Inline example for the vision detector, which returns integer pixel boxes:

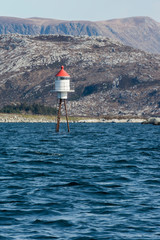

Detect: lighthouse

[54,66,74,132]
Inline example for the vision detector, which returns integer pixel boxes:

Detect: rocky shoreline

[0,113,147,123]
[0,113,159,124]
[0,114,56,123]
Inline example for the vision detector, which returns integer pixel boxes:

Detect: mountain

[0,34,160,117]
[0,16,160,53]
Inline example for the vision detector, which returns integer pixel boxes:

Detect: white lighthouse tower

[54,66,74,132]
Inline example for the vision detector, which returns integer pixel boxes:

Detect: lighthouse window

[60,77,68,80]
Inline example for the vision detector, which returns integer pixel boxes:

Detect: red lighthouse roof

[56,66,70,77]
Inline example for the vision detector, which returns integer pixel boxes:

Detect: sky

[0,0,160,22]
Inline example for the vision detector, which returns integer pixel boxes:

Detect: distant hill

[0,16,160,53]
[0,34,159,117]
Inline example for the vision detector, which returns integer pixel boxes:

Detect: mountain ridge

[0,16,160,53]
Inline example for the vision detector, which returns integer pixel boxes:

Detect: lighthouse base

[58,92,67,99]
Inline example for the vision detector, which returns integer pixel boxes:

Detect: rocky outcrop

[0,16,160,53]
[142,118,160,125]
[0,34,160,118]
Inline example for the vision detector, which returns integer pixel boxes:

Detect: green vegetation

[0,103,57,115]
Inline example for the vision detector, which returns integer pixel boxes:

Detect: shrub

[0,103,57,115]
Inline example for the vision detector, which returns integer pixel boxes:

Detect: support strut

[56,99,70,132]
[56,99,62,132]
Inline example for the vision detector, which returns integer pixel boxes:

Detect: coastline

[0,113,146,123]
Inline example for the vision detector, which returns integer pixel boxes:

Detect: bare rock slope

[0,34,160,117]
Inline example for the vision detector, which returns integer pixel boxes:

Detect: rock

[142,118,160,125]
[153,118,160,125]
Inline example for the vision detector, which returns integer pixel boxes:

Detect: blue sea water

[0,122,160,240]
